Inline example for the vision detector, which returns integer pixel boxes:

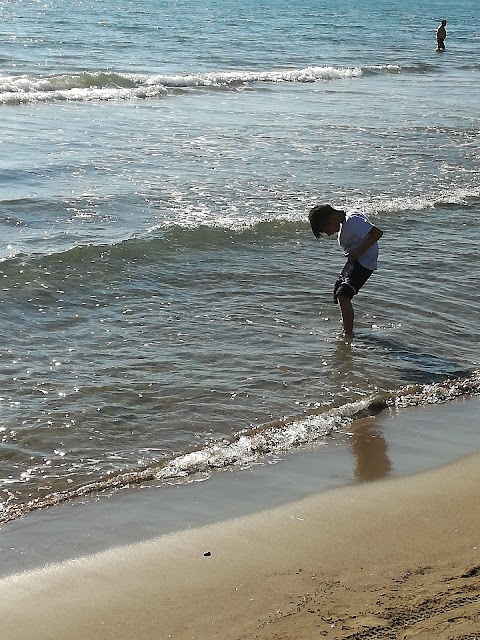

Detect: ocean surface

[1,0,479,525]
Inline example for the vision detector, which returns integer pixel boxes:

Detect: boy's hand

[347,226,383,262]
[347,249,359,261]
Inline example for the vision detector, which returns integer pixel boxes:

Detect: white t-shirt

[338,211,379,270]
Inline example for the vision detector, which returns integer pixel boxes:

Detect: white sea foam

[155,398,372,481]
[0,65,396,105]
[357,186,480,217]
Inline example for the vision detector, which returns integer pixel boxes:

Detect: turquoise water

[0,0,479,523]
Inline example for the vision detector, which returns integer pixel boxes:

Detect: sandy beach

[1,443,479,640]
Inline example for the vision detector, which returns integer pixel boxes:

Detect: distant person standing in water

[436,19,447,51]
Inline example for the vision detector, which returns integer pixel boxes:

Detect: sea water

[0,0,479,524]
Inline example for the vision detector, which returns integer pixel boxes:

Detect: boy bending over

[308,204,383,336]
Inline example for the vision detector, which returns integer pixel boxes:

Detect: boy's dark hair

[308,204,336,238]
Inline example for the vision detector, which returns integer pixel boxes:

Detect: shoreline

[1,450,479,639]
[2,370,479,530]
[1,396,480,581]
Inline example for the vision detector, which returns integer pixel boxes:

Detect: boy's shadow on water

[353,332,470,384]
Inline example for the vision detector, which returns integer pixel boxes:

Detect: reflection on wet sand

[350,417,392,481]
[332,339,392,481]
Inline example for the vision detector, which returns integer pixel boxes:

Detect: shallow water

[1,0,479,523]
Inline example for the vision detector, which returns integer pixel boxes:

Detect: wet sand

[1,440,479,638]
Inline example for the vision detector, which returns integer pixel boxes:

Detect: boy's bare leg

[338,295,354,336]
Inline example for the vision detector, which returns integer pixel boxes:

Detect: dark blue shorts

[333,260,373,304]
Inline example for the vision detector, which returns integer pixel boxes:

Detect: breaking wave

[1,182,479,274]
[0,64,402,105]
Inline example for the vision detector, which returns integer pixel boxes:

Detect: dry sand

[1,451,479,640]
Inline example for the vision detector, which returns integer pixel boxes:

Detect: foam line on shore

[1,370,478,526]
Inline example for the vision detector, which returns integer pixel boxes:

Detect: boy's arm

[347,226,383,262]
